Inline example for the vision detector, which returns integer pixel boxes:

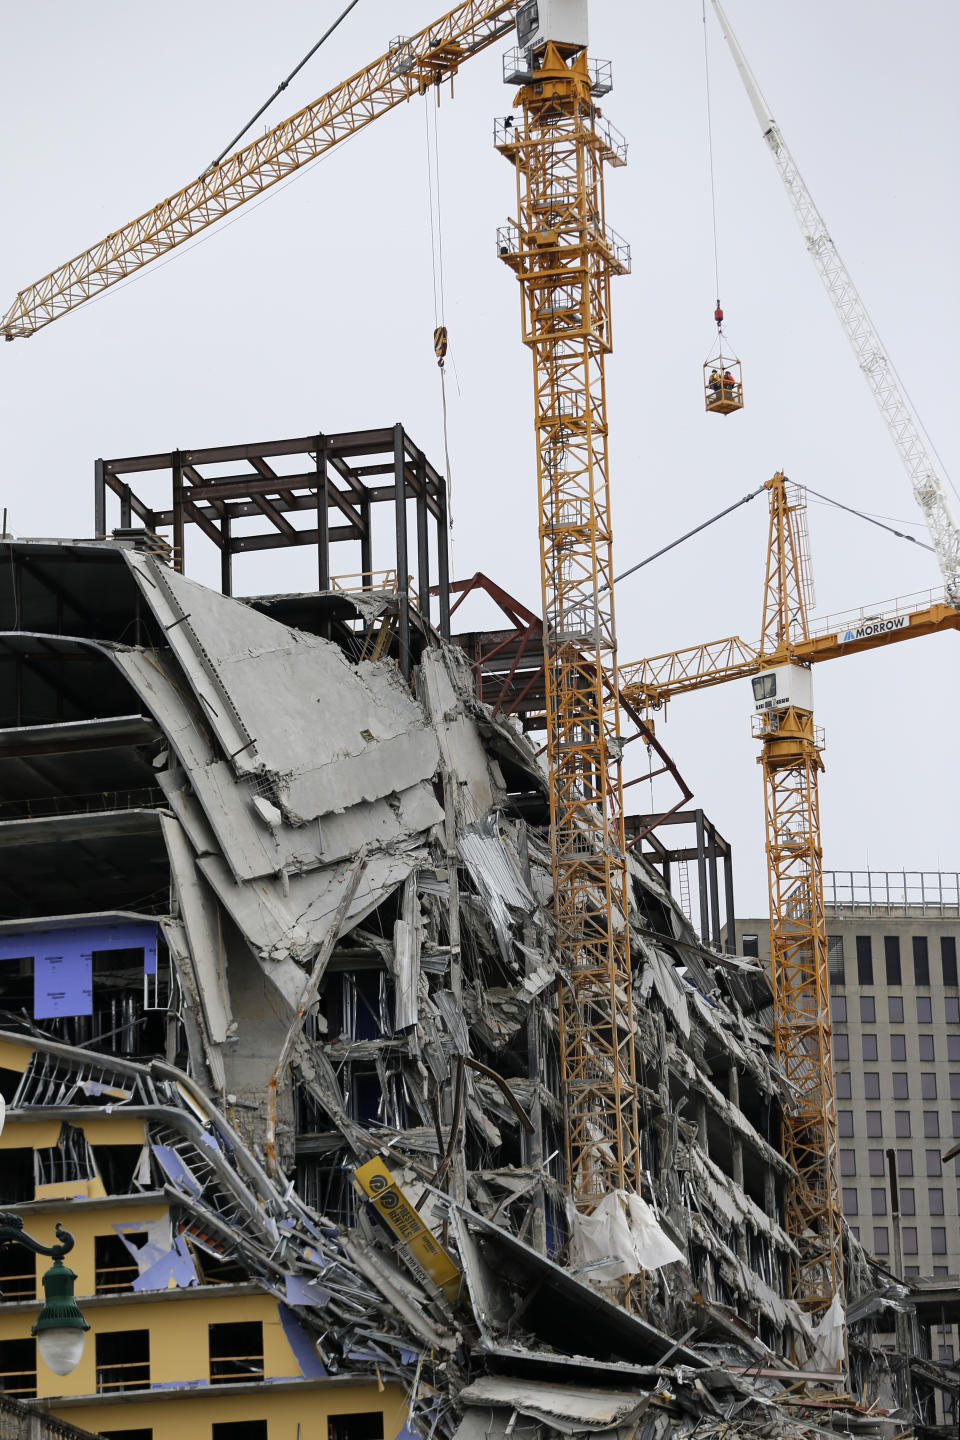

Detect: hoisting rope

[425,96,456,557]
[605,485,766,591]
[701,0,723,334]
[607,479,933,594]
[200,0,364,177]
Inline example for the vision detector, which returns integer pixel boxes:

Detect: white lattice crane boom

[711,0,960,607]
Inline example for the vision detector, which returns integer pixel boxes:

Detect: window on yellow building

[328,1413,384,1440]
[96,1329,150,1392]
[0,1235,35,1299]
[212,1424,268,1439]
[209,1320,264,1385]
[95,1233,145,1293]
[0,1338,36,1397]
[101,1431,153,1439]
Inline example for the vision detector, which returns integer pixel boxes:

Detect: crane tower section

[754,479,844,1321]
[496,15,640,1205]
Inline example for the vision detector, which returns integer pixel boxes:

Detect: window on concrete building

[948,997,960,1024]
[741,933,759,958]
[856,936,873,985]
[841,1188,858,1213]
[838,1111,854,1138]
[904,1265,920,1277]
[931,1226,947,1254]
[328,1415,385,1440]
[943,936,959,987]
[888,995,904,1023]
[917,995,933,1024]
[827,935,845,985]
[95,1233,145,1294]
[922,1073,938,1100]
[895,1112,911,1138]
[212,1425,268,1440]
[869,1149,885,1175]
[96,1330,150,1393]
[897,1150,913,1176]
[849,1226,860,1241]
[900,1187,915,1215]
[926,1150,943,1178]
[913,936,930,986]
[864,1072,880,1098]
[863,1036,878,1063]
[873,1226,889,1255]
[870,1188,887,1215]
[840,1151,856,1176]
[866,1112,883,1137]
[835,1072,851,1099]
[949,1037,960,1061]
[924,1112,940,1139]
[832,994,847,1022]
[954,1113,960,1137]
[209,1321,264,1385]
[860,995,876,1023]
[919,1034,936,1061]
[893,1073,909,1099]
[884,936,901,986]
[951,1075,960,1101]
[0,1339,36,1398]
[890,1034,906,1061]
[928,1188,944,1215]
[902,1227,918,1254]
[833,1034,849,1061]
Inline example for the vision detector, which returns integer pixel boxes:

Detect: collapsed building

[0,430,945,1440]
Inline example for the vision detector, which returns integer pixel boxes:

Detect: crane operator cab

[704,354,743,416]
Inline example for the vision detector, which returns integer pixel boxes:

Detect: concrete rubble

[1,538,949,1439]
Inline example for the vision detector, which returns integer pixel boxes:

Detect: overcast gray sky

[2,1,957,915]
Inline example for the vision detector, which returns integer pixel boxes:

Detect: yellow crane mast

[495,11,639,1204]
[2,1,639,1208]
[620,473,960,1325]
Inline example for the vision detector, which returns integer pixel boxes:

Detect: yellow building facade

[0,1035,409,1440]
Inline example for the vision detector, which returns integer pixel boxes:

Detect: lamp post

[0,1214,89,1376]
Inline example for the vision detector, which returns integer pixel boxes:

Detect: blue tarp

[0,921,158,1019]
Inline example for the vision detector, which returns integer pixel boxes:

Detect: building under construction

[0,429,951,1440]
[0,4,958,1440]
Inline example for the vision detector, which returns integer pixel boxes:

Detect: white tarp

[811,1291,846,1372]
[567,1189,684,1282]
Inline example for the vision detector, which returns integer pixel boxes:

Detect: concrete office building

[735,869,960,1422]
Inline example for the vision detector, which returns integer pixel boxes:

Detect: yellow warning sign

[353,1157,461,1303]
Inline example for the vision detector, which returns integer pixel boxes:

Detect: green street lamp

[0,1214,89,1376]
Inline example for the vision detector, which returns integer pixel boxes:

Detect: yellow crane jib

[0,1,517,341]
[353,1157,462,1304]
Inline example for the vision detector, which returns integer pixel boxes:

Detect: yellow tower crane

[620,473,960,1325]
[1,1,639,1207]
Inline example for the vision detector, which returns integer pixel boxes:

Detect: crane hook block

[714,305,724,326]
[434,325,448,366]
[704,354,743,416]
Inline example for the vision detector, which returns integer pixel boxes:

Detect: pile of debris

[0,539,924,1439]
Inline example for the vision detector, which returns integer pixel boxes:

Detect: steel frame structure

[96,425,450,680]
[625,809,736,954]
[497,45,639,1204]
